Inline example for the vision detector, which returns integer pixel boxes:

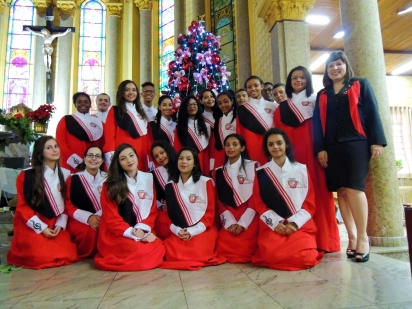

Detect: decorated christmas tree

[167,19,231,105]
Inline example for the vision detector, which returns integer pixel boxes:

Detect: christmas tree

[167,19,231,104]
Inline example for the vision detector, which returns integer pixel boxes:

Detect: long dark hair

[77,145,105,173]
[216,90,237,123]
[322,51,354,87]
[199,89,223,121]
[30,136,66,209]
[223,133,250,174]
[285,66,314,98]
[106,144,138,205]
[176,95,209,143]
[115,80,147,121]
[150,140,177,173]
[263,128,295,162]
[155,95,173,133]
[170,147,202,183]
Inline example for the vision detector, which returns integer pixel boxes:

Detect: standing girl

[7,136,77,269]
[252,128,323,270]
[215,134,258,263]
[161,148,226,270]
[94,144,165,271]
[65,146,106,259]
[104,80,150,171]
[237,76,278,165]
[174,95,211,173]
[274,66,340,253]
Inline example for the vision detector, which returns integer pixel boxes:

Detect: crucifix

[23,6,75,103]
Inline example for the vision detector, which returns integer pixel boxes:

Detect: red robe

[236,121,267,166]
[161,178,227,270]
[152,166,172,240]
[56,116,104,173]
[274,97,340,252]
[251,159,323,270]
[7,171,78,269]
[103,107,150,172]
[94,182,165,271]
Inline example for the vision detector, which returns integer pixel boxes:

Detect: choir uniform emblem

[90,122,97,127]
[98,186,102,194]
[57,183,61,191]
[237,175,245,184]
[189,194,197,203]
[264,108,273,114]
[288,179,298,188]
[138,191,146,199]
[302,101,310,106]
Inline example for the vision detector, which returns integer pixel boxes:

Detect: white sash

[244,98,278,130]
[218,111,236,145]
[172,176,209,226]
[73,112,103,141]
[153,166,168,190]
[77,170,106,212]
[203,111,215,129]
[125,171,154,222]
[225,159,256,206]
[288,91,316,122]
[43,166,70,216]
[125,103,148,136]
[187,119,210,151]
[160,116,176,144]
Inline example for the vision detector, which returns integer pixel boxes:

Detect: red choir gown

[94,171,165,271]
[215,159,258,263]
[236,98,278,166]
[65,170,106,259]
[103,104,150,172]
[174,118,211,174]
[273,91,340,252]
[152,166,172,240]
[56,112,104,173]
[7,167,78,269]
[252,158,324,270]
[161,176,227,270]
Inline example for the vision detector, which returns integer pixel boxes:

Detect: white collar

[222,110,233,119]
[179,175,194,188]
[75,111,91,118]
[125,171,138,185]
[227,156,242,171]
[44,165,57,177]
[161,115,173,125]
[268,157,291,174]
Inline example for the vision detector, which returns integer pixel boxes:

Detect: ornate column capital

[56,0,76,16]
[106,3,123,17]
[258,0,316,28]
[133,0,153,11]
[0,0,7,15]
[32,0,53,15]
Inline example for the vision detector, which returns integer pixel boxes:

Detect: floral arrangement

[0,109,38,146]
[27,104,56,124]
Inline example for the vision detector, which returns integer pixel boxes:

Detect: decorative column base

[369,236,407,247]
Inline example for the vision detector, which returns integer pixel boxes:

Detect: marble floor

[0,224,411,309]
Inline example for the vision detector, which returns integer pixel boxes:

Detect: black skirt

[325,140,370,192]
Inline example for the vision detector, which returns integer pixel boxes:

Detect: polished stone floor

[0,224,411,309]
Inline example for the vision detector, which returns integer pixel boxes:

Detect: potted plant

[0,109,38,150]
[26,104,56,133]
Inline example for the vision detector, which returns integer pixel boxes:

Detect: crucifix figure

[23,6,75,103]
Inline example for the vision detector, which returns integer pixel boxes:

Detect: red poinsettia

[27,104,56,124]
[14,113,22,119]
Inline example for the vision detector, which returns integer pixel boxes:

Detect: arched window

[2,0,35,111]
[78,0,106,112]
[159,0,174,93]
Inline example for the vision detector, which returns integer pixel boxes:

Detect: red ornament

[188,37,195,44]
[168,61,176,70]
[175,47,183,56]
[211,54,221,64]
[191,20,199,28]
[178,78,190,92]
[207,81,218,89]
[177,34,185,43]
[183,61,194,71]
[202,41,208,48]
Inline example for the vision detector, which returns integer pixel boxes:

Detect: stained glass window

[78,0,106,113]
[2,0,35,111]
[159,0,175,93]
[211,0,237,90]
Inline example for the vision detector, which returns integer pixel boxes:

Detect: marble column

[259,0,315,83]
[192,0,205,21]
[135,0,152,83]
[174,0,186,48]
[106,3,123,101]
[31,12,47,109]
[340,0,405,247]
[234,0,251,86]
[51,1,76,135]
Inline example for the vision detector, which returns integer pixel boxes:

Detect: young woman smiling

[149,95,177,146]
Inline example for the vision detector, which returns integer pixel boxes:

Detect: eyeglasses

[291,76,306,81]
[188,103,198,107]
[142,90,155,94]
[86,154,102,159]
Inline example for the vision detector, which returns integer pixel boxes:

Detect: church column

[134,0,153,83]
[192,0,205,20]
[105,3,123,101]
[340,0,405,247]
[234,0,251,86]
[50,1,75,134]
[259,0,315,83]
[174,0,186,48]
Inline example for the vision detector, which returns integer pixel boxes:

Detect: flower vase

[33,122,48,133]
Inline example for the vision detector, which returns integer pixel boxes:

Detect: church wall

[185,1,193,25]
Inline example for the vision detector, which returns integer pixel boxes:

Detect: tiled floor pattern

[0,224,411,309]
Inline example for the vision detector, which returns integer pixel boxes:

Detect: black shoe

[355,241,371,262]
[346,249,356,258]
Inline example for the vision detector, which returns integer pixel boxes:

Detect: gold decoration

[134,0,152,11]
[197,14,205,22]
[32,0,52,15]
[56,0,76,16]
[33,122,48,133]
[106,3,123,16]
[10,104,32,117]
[0,0,7,15]
[258,0,316,28]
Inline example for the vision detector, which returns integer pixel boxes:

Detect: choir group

[7,51,386,271]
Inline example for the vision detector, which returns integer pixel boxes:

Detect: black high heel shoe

[346,249,356,258]
[355,241,371,263]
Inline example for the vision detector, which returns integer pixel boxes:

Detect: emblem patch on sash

[302,101,310,106]
[57,183,61,192]
[264,108,273,114]
[288,179,298,188]
[189,194,197,203]
[98,186,102,194]
[138,190,146,199]
[237,175,245,184]
[90,122,97,127]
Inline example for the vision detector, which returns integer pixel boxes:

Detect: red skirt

[7,215,78,269]
[252,219,323,270]
[161,227,227,270]
[154,209,172,240]
[66,219,98,259]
